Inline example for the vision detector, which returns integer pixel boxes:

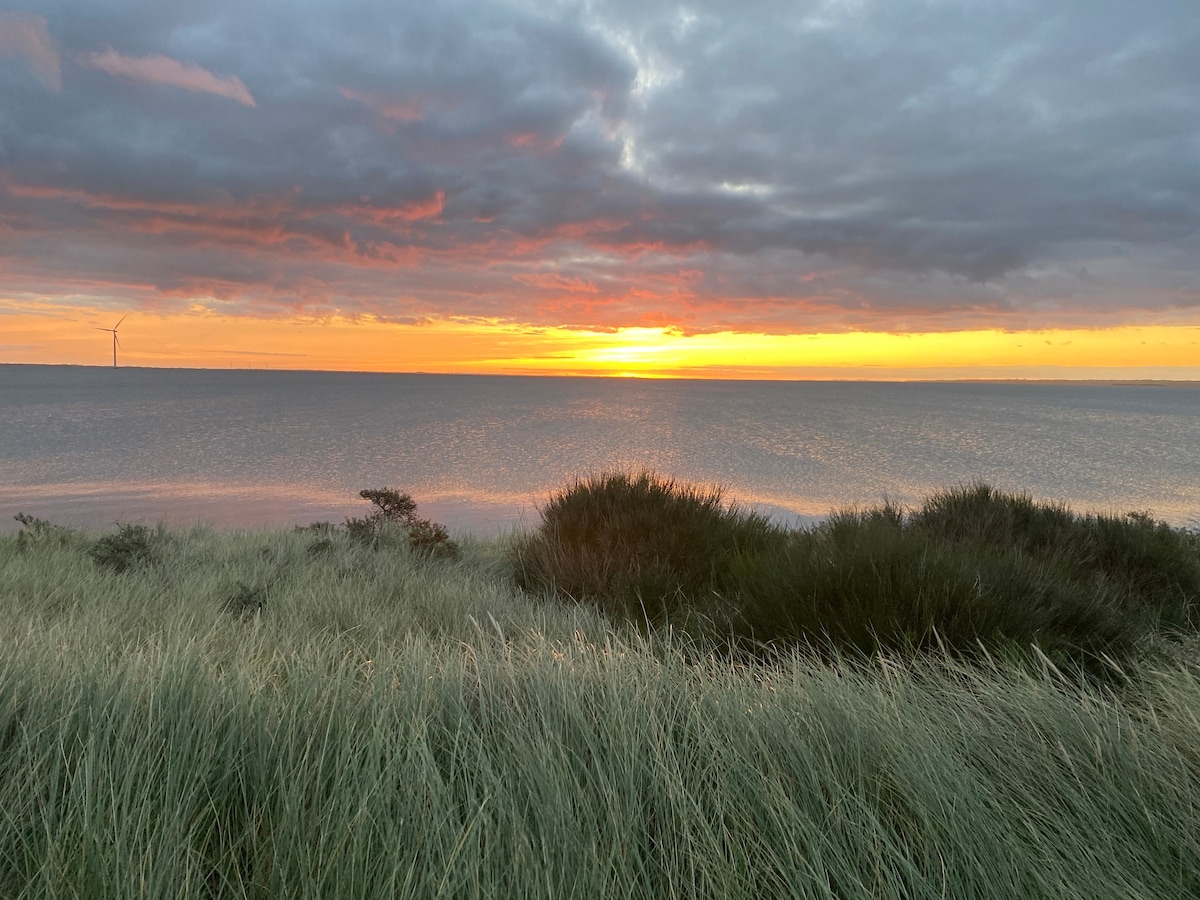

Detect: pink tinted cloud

[339,86,424,124]
[326,191,445,227]
[7,175,1089,336]
[513,272,599,293]
[0,11,62,91]
[79,48,256,107]
[1,179,442,267]
[506,132,565,153]
[5,181,291,218]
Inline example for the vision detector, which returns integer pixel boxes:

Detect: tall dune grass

[2,492,1200,898]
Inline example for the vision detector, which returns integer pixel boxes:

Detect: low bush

[515,476,1200,668]
[512,471,786,622]
[910,482,1078,550]
[88,523,166,573]
[12,513,78,553]
[911,483,1200,629]
[727,508,1139,665]
[221,579,267,621]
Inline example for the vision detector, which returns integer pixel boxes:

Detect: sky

[1,0,1198,379]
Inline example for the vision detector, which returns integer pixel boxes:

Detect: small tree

[346,488,459,558]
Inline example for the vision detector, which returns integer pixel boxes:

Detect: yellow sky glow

[3,303,1198,380]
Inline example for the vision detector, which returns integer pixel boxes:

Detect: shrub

[727,509,1138,665]
[1084,512,1200,627]
[406,518,455,555]
[295,521,336,533]
[221,580,267,621]
[911,483,1200,629]
[345,488,459,559]
[305,536,335,556]
[88,523,165,573]
[12,513,77,553]
[726,488,1197,667]
[512,471,785,621]
[516,476,1197,669]
[910,482,1079,552]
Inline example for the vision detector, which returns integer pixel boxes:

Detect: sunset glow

[4,302,1197,380]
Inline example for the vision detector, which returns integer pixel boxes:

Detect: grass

[2,478,1200,898]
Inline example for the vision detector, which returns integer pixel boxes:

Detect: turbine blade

[95,327,111,332]
[114,334,121,348]
[114,315,127,329]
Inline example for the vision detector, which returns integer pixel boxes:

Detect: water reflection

[0,480,547,534]
[2,367,1198,534]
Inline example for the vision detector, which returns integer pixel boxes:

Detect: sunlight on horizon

[2,302,1199,380]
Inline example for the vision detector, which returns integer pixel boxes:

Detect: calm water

[2,365,1198,534]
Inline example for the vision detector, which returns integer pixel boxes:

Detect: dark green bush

[909,482,1079,552]
[727,509,1138,664]
[1084,512,1200,626]
[516,475,1200,669]
[512,471,786,621]
[911,483,1200,629]
[88,523,165,573]
[406,518,455,556]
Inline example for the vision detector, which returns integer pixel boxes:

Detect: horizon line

[3,362,1197,386]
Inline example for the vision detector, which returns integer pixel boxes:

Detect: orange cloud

[0,11,61,91]
[512,272,599,293]
[5,181,292,218]
[79,48,256,106]
[326,191,445,226]
[4,180,377,263]
[4,179,449,260]
[7,171,1196,343]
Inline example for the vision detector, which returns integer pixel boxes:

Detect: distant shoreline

[2,362,1197,386]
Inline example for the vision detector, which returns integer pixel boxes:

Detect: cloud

[514,273,600,293]
[0,11,61,90]
[0,0,1197,337]
[79,48,256,107]
[339,86,425,124]
[327,191,445,226]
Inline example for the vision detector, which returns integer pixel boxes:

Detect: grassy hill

[2,479,1199,898]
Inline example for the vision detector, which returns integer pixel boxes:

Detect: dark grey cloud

[1,0,1197,332]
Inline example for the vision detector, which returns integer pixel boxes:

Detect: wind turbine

[96,315,126,368]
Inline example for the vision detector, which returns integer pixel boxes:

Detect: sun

[572,328,686,374]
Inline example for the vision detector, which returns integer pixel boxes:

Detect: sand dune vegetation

[2,478,1200,898]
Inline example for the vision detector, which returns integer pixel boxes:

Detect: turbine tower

[96,316,126,368]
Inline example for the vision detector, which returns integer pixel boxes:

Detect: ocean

[2,365,1198,534]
